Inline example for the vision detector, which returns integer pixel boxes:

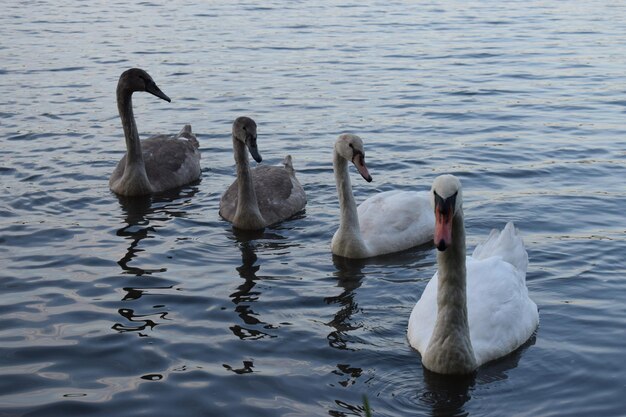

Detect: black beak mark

[352,151,372,182]
[434,191,457,217]
[145,81,171,103]
[247,135,262,163]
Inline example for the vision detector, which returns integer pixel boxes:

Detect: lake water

[1,1,625,416]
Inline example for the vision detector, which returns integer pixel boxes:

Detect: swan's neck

[117,88,143,165]
[423,209,477,374]
[332,151,368,257]
[233,136,265,229]
[115,87,152,195]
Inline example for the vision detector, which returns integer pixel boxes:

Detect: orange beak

[433,191,456,251]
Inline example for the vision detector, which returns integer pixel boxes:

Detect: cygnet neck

[233,135,264,229]
[423,208,477,374]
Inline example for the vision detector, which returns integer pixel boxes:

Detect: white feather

[408,221,539,367]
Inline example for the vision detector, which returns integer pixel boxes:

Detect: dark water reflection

[112,187,200,336]
[419,336,537,417]
[327,256,366,352]
[421,370,474,417]
[229,239,276,342]
[115,186,200,275]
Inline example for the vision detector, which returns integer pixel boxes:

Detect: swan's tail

[178,124,199,148]
[472,222,528,274]
[282,155,295,173]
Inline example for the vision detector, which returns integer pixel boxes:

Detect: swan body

[219,117,307,230]
[109,68,201,196]
[331,134,434,258]
[408,175,538,374]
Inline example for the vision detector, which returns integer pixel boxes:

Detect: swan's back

[357,190,434,256]
[220,160,306,226]
[408,222,538,367]
[142,125,201,192]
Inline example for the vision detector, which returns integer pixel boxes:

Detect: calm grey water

[1,1,625,416]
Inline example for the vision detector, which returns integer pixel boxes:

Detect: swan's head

[118,68,171,102]
[431,175,463,251]
[335,134,372,182]
[232,116,262,163]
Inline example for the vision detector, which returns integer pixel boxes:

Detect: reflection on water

[327,256,367,351]
[112,186,198,335]
[229,240,274,341]
[115,195,159,276]
[419,335,538,416]
[115,186,200,275]
[223,360,255,375]
[227,229,290,342]
[112,308,166,334]
[421,370,475,417]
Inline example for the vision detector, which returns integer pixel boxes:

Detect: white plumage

[408,221,539,369]
[357,190,434,256]
[331,134,434,259]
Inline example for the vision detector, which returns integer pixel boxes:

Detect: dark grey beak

[145,81,171,103]
[247,136,262,163]
[353,152,372,182]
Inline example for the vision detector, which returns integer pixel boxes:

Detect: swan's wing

[358,190,434,256]
[408,271,439,354]
[465,256,538,366]
[252,164,306,225]
[219,181,238,222]
[220,163,307,226]
[472,221,528,274]
[137,126,201,193]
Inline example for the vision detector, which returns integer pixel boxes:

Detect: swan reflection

[115,186,199,275]
[418,334,537,416]
[112,186,198,335]
[227,229,289,341]
[325,255,367,351]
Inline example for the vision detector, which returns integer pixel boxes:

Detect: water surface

[1,1,625,416]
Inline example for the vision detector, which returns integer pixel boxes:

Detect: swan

[331,134,435,258]
[407,175,539,375]
[109,68,201,196]
[219,116,307,230]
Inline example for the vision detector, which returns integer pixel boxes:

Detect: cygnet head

[117,68,171,102]
[335,134,372,182]
[232,116,262,163]
[431,174,463,251]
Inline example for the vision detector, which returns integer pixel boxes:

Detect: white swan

[408,174,539,375]
[109,68,201,196]
[219,116,307,230]
[331,134,435,258]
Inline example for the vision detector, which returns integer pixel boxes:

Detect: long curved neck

[333,151,367,256]
[117,87,143,165]
[233,136,264,229]
[424,209,477,374]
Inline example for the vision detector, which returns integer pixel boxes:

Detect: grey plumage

[220,162,305,227]
[219,117,306,229]
[109,69,201,196]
